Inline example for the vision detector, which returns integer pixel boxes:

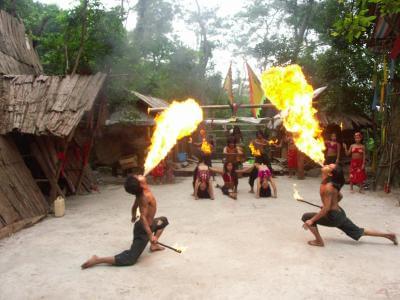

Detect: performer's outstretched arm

[269,178,277,198]
[305,188,334,226]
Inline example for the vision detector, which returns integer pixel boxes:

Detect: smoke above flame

[261,65,325,165]
[144,99,203,176]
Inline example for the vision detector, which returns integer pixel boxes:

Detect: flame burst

[268,138,278,145]
[249,142,261,157]
[261,65,325,165]
[293,183,304,201]
[201,139,212,154]
[144,99,203,176]
[173,244,188,253]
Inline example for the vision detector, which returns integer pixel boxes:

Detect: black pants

[324,156,337,164]
[249,167,258,189]
[260,186,271,197]
[114,217,169,266]
[302,208,364,241]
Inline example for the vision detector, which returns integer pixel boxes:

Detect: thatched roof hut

[0,10,107,239]
[94,91,169,172]
[317,112,374,130]
[0,73,106,135]
[0,10,42,75]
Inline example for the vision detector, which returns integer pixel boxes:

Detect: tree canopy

[1,0,398,117]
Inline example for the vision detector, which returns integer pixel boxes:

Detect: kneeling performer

[302,164,397,247]
[81,175,168,268]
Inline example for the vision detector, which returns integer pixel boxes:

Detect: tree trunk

[292,0,314,63]
[71,0,89,75]
[376,78,400,189]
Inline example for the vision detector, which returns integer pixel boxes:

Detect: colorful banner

[246,63,265,118]
[223,62,234,104]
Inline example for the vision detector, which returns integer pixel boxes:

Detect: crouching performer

[81,175,168,268]
[302,164,397,247]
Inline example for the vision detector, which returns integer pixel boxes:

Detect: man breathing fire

[302,164,397,247]
[81,175,168,268]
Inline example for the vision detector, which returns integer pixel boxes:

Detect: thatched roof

[106,109,155,126]
[132,90,169,108]
[0,73,107,137]
[0,10,42,75]
[317,112,373,130]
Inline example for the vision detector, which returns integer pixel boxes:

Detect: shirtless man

[302,164,397,247]
[81,175,168,268]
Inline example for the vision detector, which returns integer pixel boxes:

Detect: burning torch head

[124,175,144,197]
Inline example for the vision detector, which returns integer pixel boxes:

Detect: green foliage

[232,0,378,114]
[0,0,226,115]
[333,0,400,42]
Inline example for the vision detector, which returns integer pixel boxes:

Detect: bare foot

[350,189,355,193]
[150,244,165,252]
[248,190,254,194]
[388,233,398,245]
[81,255,99,269]
[307,240,324,247]
[358,189,364,194]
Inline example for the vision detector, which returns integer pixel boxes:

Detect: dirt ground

[1,176,399,300]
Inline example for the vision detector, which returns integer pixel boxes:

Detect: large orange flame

[144,99,203,176]
[201,139,212,154]
[261,65,325,165]
[249,142,261,157]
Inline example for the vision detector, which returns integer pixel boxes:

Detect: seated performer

[343,132,366,193]
[324,132,340,165]
[301,164,397,247]
[256,164,277,198]
[248,131,274,193]
[211,162,253,200]
[193,162,215,200]
[223,137,243,169]
[81,175,168,269]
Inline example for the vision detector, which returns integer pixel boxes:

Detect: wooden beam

[0,215,46,240]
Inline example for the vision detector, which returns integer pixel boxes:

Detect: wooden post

[297,151,305,179]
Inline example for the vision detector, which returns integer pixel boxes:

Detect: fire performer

[256,164,277,198]
[192,128,214,167]
[223,137,243,169]
[211,162,253,200]
[193,161,215,200]
[248,131,274,193]
[343,132,366,193]
[301,164,397,247]
[324,132,340,165]
[286,133,298,178]
[81,175,168,269]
